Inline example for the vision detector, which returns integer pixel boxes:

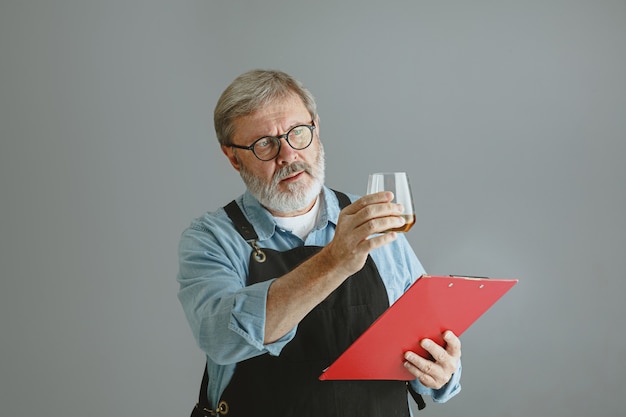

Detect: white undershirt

[273,197,321,240]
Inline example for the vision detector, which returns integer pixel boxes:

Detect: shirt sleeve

[177,223,296,365]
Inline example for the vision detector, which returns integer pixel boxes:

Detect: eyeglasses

[229,122,316,161]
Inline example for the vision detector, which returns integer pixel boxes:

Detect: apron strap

[332,189,351,209]
[224,200,258,241]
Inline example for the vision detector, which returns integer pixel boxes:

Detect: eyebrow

[253,120,313,139]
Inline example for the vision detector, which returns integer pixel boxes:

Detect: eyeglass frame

[228,121,316,161]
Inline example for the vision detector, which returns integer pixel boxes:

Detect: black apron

[191,191,424,417]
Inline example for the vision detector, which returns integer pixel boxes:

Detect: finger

[356,213,406,237]
[443,330,462,359]
[357,230,399,252]
[403,353,445,389]
[341,191,394,215]
[421,338,448,363]
[403,360,435,386]
[354,198,404,225]
[362,190,394,204]
[403,350,437,376]
[420,338,458,375]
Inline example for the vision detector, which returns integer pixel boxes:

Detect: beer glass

[366,172,416,232]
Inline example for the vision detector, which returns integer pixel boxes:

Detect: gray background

[1,1,624,416]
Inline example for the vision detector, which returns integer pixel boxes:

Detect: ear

[221,145,241,172]
[314,115,320,135]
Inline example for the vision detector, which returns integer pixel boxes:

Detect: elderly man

[178,69,461,417]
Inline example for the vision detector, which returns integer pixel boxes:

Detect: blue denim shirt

[177,186,461,411]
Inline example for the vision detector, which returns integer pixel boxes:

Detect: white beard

[238,143,325,214]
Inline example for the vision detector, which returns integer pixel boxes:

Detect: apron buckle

[194,400,229,416]
[248,240,266,263]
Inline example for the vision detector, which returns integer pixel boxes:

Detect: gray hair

[214,69,318,146]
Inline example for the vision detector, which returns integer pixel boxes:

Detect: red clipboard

[319,275,518,381]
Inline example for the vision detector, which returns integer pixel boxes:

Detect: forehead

[233,94,311,140]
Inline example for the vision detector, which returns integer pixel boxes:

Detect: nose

[275,136,299,165]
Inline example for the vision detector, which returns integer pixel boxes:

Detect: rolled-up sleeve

[177,223,296,365]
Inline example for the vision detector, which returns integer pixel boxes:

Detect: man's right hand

[323,191,406,277]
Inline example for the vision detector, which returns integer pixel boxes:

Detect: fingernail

[405,352,414,361]
[422,339,432,348]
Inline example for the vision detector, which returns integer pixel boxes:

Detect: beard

[238,142,325,215]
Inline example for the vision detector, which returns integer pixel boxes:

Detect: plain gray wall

[1,1,624,416]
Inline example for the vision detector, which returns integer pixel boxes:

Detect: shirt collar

[317,186,342,228]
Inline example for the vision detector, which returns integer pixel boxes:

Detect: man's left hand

[403,330,461,389]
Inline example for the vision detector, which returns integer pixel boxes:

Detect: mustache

[272,161,312,185]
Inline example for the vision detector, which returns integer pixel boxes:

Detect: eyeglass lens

[253,125,313,160]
